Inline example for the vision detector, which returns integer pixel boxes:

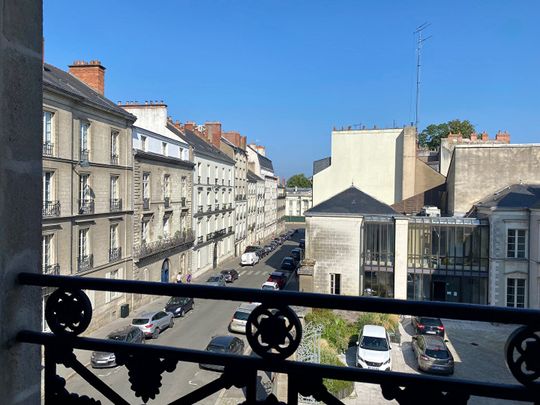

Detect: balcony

[197,235,204,244]
[42,263,59,275]
[78,199,94,215]
[110,198,122,212]
[164,197,171,209]
[17,273,540,405]
[143,198,150,210]
[109,247,121,263]
[207,204,212,212]
[79,149,90,165]
[42,141,54,156]
[110,154,119,165]
[134,230,194,259]
[77,254,93,272]
[42,200,60,217]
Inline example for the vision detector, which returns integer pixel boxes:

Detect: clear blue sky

[44,1,540,179]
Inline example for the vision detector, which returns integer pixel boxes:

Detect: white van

[241,252,259,266]
[356,325,392,371]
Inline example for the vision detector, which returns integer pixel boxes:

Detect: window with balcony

[109,224,121,262]
[42,171,60,217]
[110,175,121,211]
[141,220,149,244]
[506,277,526,308]
[163,174,170,208]
[141,135,147,151]
[163,216,171,239]
[42,234,58,275]
[507,229,527,258]
[79,174,93,214]
[78,228,92,272]
[79,122,90,162]
[142,172,150,209]
[43,111,54,156]
[111,131,119,164]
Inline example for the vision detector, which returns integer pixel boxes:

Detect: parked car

[206,274,226,287]
[261,281,279,290]
[412,317,445,337]
[229,302,260,333]
[412,335,454,375]
[267,271,288,289]
[221,269,239,283]
[290,248,304,263]
[280,257,297,271]
[131,311,174,339]
[263,245,273,254]
[164,296,194,317]
[356,325,392,371]
[299,239,305,249]
[255,248,266,258]
[241,251,259,266]
[244,245,262,253]
[199,335,245,371]
[91,326,144,368]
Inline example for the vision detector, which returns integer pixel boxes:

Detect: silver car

[131,310,174,339]
[206,274,226,287]
[229,302,260,333]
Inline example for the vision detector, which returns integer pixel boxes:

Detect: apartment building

[277,184,286,233]
[246,170,261,246]
[220,132,249,256]
[42,61,136,329]
[285,187,313,219]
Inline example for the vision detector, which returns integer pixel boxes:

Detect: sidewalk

[56,253,243,381]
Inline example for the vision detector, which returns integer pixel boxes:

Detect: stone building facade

[246,170,261,245]
[42,62,136,330]
[285,187,313,218]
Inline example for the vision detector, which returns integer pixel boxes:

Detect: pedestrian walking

[176,272,182,283]
[186,273,192,283]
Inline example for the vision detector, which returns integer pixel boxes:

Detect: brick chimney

[69,60,106,95]
[470,132,477,141]
[240,136,247,150]
[495,130,511,143]
[481,131,488,141]
[205,122,222,148]
[256,145,266,156]
[223,131,241,147]
[184,121,196,132]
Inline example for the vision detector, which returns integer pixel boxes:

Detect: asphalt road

[65,229,304,404]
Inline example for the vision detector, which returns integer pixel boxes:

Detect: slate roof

[179,128,235,165]
[258,153,274,172]
[247,170,263,182]
[305,186,397,217]
[313,157,331,176]
[43,63,135,121]
[475,184,540,210]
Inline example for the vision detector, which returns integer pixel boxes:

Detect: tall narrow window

[330,273,341,295]
[507,229,527,258]
[43,171,53,203]
[43,111,53,155]
[110,176,119,199]
[80,122,90,159]
[141,220,149,244]
[164,174,170,198]
[79,174,92,214]
[141,135,147,151]
[162,142,168,156]
[78,228,89,259]
[111,131,119,164]
[163,216,170,239]
[110,224,118,250]
[42,234,53,270]
[507,278,526,308]
[181,177,186,198]
[142,172,150,199]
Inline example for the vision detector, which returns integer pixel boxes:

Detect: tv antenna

[414,22,432,130]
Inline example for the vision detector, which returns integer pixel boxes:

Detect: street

[64,230,303,404]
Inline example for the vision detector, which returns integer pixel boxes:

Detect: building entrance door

[432,281,446,301]
[161,259,170,282]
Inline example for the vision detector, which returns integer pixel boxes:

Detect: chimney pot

[69,59,106,95]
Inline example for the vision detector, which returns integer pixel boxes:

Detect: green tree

[286,173,312,188]
[418,119,475,149]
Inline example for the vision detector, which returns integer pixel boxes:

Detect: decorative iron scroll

[246,304,302,360]
[505,325,540,387]
[45,288,92,337]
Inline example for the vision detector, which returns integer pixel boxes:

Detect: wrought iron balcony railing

[42,263,59,275]
[43,200,60,217]
[181,197,186,207]
[110,154,119,165]
[164,197,171,208]
[43,141,54,156]
[110,198,122,212]
[77,254,93,273]
[108,247,121,263]
[142,198,150,210]
[78,199,94,215]
[133,230,194,259]
[79,149,90,165]
[16,273,540,405]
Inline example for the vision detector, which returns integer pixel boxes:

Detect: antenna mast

[414,23,431,130]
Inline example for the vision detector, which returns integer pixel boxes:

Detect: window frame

[507,228,527,259]
[506,277,527,308]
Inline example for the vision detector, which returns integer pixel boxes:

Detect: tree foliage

[286,173,312,188]
[418,119,475,149]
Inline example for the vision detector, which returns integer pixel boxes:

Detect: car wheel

[152,328,160,339]
[169,318,174,328]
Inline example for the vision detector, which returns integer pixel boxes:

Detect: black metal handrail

[110,154,119,165]
[79,149,90,164]
[42,200,61,217]
[134,230,194,259]
[16,273,540,404]
[43,141,54,156]
[78,199,94,215]
[42,263,60,275]
[110,198,122,212]
[76,254,93,272]
[108,247,121,262]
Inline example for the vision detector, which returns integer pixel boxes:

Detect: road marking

[188,380,198,386]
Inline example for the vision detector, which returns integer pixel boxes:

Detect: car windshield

[233,311,250,321]
[262,284,276,290]
[360,336,389,351]
[167,297,186,305]
[132,318,149,325]
[426,348,450,359]
[207,344,226,353]
[419,317,442,326]
[207,277,220,282]
[108,334,127,341]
